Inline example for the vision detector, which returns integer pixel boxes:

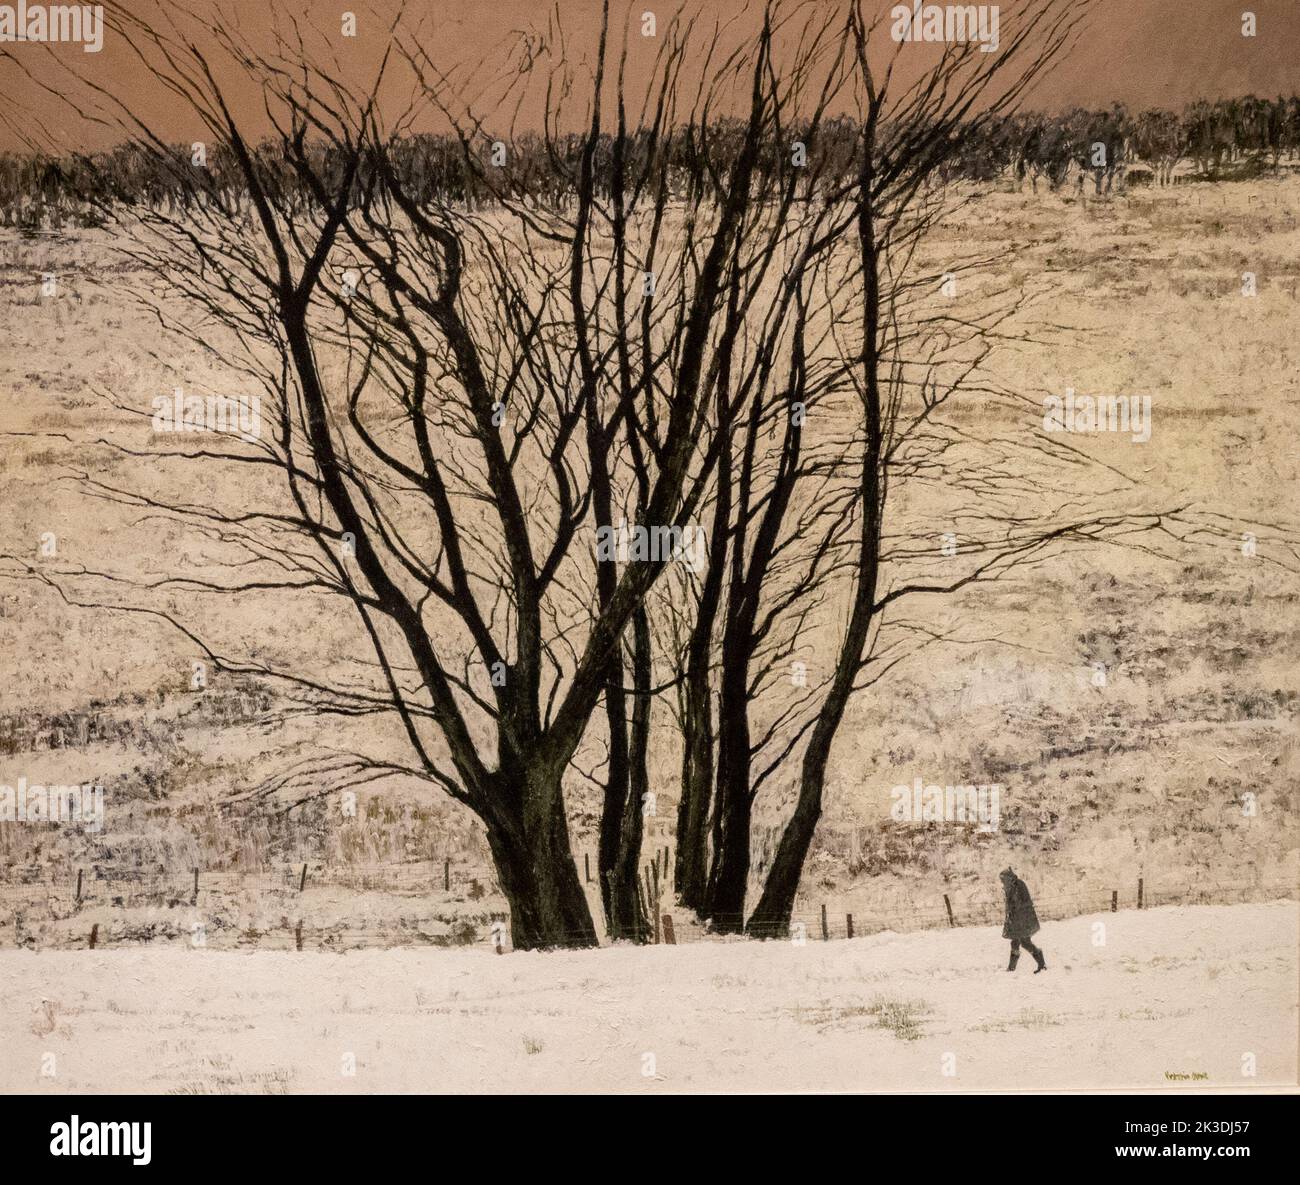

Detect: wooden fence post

[846,913,854,940]
[89,923,98,949]
[443,858,450,892]
[635,871,649,924]
[75,868,83,904]
[1111,890,1118,913]
[661,914,676,945]
[299,863,308,893]
[1137,877,1143,910]
[820,903,828,941]
[584,852,591,884]
[192,868,199,904]
[943,894,955,928]
[650,863,662,944]
[295,920,304,951]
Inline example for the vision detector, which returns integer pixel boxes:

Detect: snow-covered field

[3,901,1295,1093]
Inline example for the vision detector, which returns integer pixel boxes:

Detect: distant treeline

[3,94,1298,229]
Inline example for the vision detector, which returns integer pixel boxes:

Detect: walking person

[1000,867,1046,973]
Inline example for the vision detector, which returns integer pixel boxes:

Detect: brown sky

[1,0,1298,152]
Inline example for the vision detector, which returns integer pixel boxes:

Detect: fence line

[1,864,1292,953]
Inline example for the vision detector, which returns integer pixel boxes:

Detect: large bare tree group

[3,1,1241,948]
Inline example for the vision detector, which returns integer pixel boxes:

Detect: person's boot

[1007,950,1019,972]
[1032,949,1046,974]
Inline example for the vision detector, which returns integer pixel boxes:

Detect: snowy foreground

[2,902,1296,1093]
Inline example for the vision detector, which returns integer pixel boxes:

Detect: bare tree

[675,0,1114,933]
[2,0,872,948]
[745,0,1249,935]
[2,0,1277,953]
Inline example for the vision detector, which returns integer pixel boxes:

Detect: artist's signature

[1164,1070,1209,1081]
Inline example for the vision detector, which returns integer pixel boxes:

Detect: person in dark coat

[1000,867,1046,972]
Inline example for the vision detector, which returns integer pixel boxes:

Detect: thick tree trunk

[701,361,803,932]
[596,660,645,939]
[703,644,752,932]
[589,468,645,939]
[674,677,714,911]
[749,104,884,940]
[485,773,599,951]
[745,751,828,938]
[675,333,733,914]
[703,786,750,932]
[614,605,653,941]
[572,59,648,943]
[700,315,803,933]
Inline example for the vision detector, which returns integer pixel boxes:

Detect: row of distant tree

[1,94,1297,229]
[950,96,1300,192]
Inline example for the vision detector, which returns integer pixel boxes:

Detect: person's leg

[1007,939,1020,971]
[1022,937,1046,972]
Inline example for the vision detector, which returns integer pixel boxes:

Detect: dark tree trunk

[702,419,756,934]
[674,677,714,911]
[746,743,829,938]
[675,270,738,915]
[571,32,644,944]
[703,633,753,932]
[703,791,750,932]
[612,605,653,941]
[748,98,883,939]
[485,774,599,951]
[701,291,805,934]
[596,637,644,938]
[584,330,644,941]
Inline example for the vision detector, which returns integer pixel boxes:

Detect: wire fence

[0,857,1293,954]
